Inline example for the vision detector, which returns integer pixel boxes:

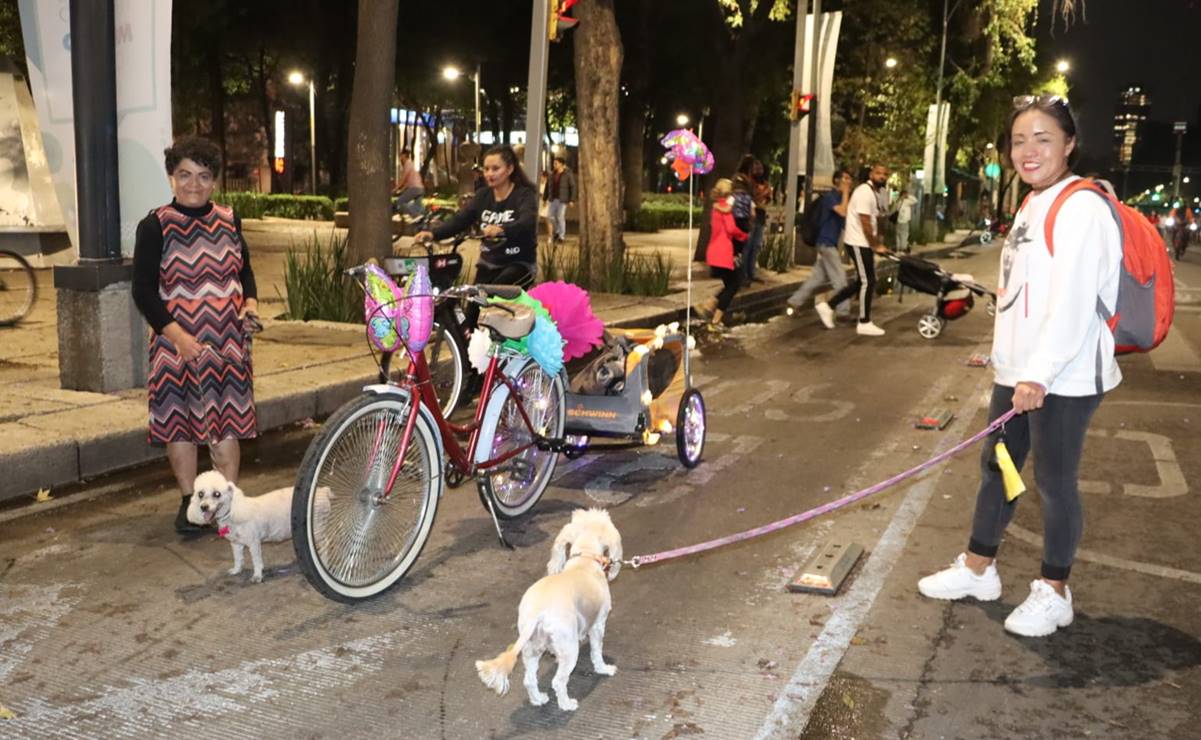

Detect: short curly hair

[163,136,222,177]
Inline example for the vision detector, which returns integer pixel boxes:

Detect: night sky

[1037,0,1201,169]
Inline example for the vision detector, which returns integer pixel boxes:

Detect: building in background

[1113,86,1151,167]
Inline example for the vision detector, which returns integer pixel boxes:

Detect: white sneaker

[815,302,835,329]
[917,553,1002,601]
[1004,580,1073,637]
[856,321,885,336]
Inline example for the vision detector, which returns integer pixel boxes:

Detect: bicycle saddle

[479,304,535,340]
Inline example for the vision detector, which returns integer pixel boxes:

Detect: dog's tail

[474,617,539,696]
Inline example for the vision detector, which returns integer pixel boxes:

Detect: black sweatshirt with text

[431,183,538,267]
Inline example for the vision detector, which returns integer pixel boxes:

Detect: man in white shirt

[894,189,918,253]
[817,164,890,336]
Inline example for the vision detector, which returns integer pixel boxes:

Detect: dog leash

[623,408,1018,569]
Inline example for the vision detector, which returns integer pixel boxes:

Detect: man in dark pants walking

[817,164,890,336]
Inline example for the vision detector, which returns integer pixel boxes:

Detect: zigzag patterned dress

[142,202,257,443]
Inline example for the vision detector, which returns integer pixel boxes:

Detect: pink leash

[625,408,1018,569]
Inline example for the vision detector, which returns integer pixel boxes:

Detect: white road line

[1006,523,1201,585]
[755,361,995,739]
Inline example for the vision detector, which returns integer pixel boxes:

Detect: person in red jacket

[698,178,749,327]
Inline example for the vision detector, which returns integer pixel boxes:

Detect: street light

[676,113,690,127]
[1056,59,1071,74]
[288,71,317,194]
[443,63,481,144]
[884,57,898,69]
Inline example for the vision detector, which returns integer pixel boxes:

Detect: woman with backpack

[697,178,748,327]
[917,95,1123,637]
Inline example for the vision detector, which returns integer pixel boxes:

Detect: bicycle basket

[362,263,434,353]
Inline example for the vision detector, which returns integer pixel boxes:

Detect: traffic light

[549,0,578,42]
[789,91,815,122]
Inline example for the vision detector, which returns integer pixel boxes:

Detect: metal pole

[1173,124,1186,199]
[474,63,482,144]
[523,0,550,181]
[783,0,810,254]
[308,80,317,194]
[929,0,955,221]
[802,0,822,211]
[70,0,120,262]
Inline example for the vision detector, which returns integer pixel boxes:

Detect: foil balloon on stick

[659,128,714,181]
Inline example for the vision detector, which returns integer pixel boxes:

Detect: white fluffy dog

[187,470,293,583]
[475,508,623,711]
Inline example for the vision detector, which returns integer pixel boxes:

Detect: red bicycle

[291,268,567,603]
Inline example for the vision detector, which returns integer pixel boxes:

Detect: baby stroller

[888,254,996,339]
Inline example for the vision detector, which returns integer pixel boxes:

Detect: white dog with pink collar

[187,470,295,583]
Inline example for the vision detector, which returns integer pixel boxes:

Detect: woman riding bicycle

[415,144,539,326]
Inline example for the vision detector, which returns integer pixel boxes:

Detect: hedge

[625,199,703,232]
[215,192,335,221]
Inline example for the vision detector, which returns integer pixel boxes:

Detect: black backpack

[799,194,826,246]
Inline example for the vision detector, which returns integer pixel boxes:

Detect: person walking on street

[543,155,576,244]
[917,95,1122,637]
[132,136,260,534]
[697,178,748,327]
[787,169,852,317]
[816,164,890,336]
[392,149,425,217]
[894,188,918,253]
[731,156,756,281]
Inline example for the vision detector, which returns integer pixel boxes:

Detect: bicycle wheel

[474,356,566,519]
[292,390,443,603]
[0,250,36,326]
[421,321,466,417]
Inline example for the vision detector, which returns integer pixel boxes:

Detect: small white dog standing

[475,508,623,712]
[187,470,294,583]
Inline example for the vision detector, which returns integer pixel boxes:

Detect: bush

[278,230,361,323]
[216,192,336,221]
[625,199,704,232]
[757,231,794,273]
[540,243,671,297]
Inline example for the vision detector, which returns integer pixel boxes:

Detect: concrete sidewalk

[0,220,971,503]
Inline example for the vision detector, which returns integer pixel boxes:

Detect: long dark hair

[1005,98,1080,169]
[483,145,533,189]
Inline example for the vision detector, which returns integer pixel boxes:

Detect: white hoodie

[992,176,1123,396]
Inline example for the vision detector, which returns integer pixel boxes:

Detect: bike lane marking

[754,363,993,739]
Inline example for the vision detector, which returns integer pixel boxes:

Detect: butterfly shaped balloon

[660,128,714,181]
[362,263,433,353]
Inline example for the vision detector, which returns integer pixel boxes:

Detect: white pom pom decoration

[467,330,493,374]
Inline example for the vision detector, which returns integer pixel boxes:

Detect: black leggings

[968,384,1103,581]
[825,245,876,323]
[710,266,742,312]
[465,262,535,329]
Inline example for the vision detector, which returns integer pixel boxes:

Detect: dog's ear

[604,524,623,580]
[547,522,577,575]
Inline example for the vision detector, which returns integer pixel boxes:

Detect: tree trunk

[618,0,653,218]
[346,0,399,265]
[572,0,624,289]
[206,45,226,191]
[619,93,646,219]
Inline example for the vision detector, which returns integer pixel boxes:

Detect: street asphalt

[2,226,1199,738]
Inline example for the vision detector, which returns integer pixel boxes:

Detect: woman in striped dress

[132,137,259,534]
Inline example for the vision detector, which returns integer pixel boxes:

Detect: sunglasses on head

[1013,94,1069,110]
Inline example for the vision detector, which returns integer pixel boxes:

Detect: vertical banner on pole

[18,0,173,257]
[923,102,950,196]
[795,11,842,189]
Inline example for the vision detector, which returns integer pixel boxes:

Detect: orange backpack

[1041,179,1175,354]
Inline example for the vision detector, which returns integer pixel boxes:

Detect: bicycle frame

[374,336,547,499]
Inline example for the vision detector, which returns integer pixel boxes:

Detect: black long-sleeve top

[131,200,257,334]
[431,183,538,267]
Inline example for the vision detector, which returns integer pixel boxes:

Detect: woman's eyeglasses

[1012,94,1069,110]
